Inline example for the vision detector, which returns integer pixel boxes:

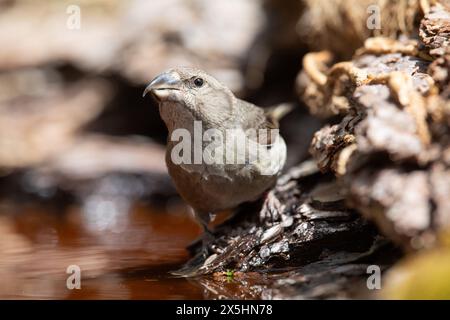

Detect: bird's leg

[194,211,215,258]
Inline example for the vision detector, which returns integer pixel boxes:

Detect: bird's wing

[237,100,293,145]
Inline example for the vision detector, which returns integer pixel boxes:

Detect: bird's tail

[265,103,295,125]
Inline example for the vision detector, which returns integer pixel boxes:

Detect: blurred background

[0,0,448,299]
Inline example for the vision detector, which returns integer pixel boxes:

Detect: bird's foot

[171,228,216,277]
[186,226,216,257]
[200,227,215,258]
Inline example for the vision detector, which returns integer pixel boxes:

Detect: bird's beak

[142,71,182,100]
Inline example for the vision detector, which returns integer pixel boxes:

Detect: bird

[143,67,291,255]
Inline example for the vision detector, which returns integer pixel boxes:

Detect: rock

[177,161,385,280]
[419,4,450,58]
[297,4,450,251]
[297,0,423,58]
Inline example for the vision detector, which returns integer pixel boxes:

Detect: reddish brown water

[0,201,211,299]
[0,199,374,299]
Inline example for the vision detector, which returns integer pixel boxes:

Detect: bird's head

[143,67,236,128]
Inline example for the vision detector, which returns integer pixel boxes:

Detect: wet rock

[195,237,398,299]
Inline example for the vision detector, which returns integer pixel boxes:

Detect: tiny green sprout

[225,269,235,281]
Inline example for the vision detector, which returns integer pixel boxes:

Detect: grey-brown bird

[143,67,290,253]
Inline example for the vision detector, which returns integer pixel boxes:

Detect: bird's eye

[193,77,204,87]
